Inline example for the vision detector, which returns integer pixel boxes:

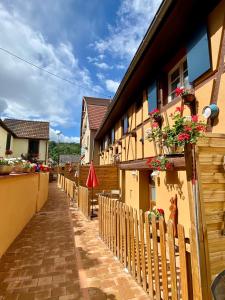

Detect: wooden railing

[99,196,194,299]
[78,186,89,218]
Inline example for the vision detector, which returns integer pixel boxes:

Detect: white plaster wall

[39,140,48,162]
[13,139,28,158]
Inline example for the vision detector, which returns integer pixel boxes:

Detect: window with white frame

[168,58,189,101]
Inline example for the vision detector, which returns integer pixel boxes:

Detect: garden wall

[0,172,49,257]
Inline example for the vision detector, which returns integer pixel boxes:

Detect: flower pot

[0,165,13,175]
[13,164,23,173]
[22,167,31,173]
[182,93,195,103]
[164,145,184,156]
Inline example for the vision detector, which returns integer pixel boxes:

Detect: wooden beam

[119,156,185,170]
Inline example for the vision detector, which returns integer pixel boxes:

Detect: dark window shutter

[187,24,211,83]
[124,115,128,134]
[148,81,157,113]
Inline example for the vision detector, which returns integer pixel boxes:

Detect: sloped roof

[84,97,111,130]
[59,154,80,164]
[0,119,15,136]
[3,119,49,140]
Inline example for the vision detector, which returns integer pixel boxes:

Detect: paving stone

[0,183,150,300]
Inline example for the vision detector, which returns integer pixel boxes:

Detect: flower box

[0,165,13,175]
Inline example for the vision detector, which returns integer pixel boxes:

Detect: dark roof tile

[3,119,49,139]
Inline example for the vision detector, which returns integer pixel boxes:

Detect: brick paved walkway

[0,183,150,300]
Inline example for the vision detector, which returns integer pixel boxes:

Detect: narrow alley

[0,183,150,300]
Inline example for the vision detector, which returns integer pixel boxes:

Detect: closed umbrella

[86,161,99,218]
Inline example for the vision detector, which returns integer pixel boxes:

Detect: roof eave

[95,0,173,140]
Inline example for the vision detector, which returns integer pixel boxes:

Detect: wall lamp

[202,104,219,119]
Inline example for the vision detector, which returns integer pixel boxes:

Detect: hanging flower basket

[175,87,195,104]
[149,109,163,126]
[146,156,173,171]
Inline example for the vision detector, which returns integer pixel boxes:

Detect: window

[111,128,115,144]
[168,58,189,101]
[28,139,39,156]
[6,133,11,151]
[121,114,129,135]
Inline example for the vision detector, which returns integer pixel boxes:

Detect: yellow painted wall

[156,170,191,235]
[0,173,49,257]
[36,172,49,211]
[208,0,225,70]
[13,138,28,157]
[124,170,140,210]
[0,126,7,157]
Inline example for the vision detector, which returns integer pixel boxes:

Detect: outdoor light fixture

[151,170,160,177]
[131,170,138,177]
[202,104,219,119]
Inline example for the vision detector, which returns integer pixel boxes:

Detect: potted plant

[148,207,165,221]
[175,87,195,104]
[162,107,206,155]
[0,159,14,175]
[146,156,173,171]
[149,108,163,125]
[145,122,162,143]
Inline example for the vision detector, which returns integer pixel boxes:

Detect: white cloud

[94,62,112,70]
[96,73,105,81]
[0,3,101,129]
[105,79,120,93]
[93,0,162,60]
[50,128,80,143]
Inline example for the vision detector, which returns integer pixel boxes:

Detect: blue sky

[0,0,161,142]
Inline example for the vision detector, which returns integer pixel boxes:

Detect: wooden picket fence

[78,186,90,218]
[57,174,75,199]
[99,196,194,300]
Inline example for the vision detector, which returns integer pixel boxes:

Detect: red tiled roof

[3,119,49,140]
[84,97,111,130]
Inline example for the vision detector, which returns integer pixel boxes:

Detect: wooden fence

[78,165,119,199]
[99,196,194,299]
[78,186,89,218]
[57,174,75,199]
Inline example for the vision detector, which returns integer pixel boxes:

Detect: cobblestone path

[0,183,150,300]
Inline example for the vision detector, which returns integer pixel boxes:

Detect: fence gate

[99,196,194,299]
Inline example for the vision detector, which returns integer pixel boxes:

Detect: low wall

[0,172,49,257]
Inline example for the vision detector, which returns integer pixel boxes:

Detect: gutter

[95,0,174,140]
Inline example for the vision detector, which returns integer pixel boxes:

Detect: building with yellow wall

[94,0,225,237]
[1,119,49,162]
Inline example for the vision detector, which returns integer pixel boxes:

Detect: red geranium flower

[184,126,192,132]
[175,87,184,96]
[157,208,164,215]
[175,106,184,113]
[152,122,159,128]
[149,108,159,115]
[177,133,190,141]
[192,115,198,122]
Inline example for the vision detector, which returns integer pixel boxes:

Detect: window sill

[161,96,182,112]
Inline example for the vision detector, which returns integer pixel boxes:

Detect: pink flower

[152,122,159,128]
[192,115,198,122]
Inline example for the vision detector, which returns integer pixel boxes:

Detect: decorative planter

[163,145,184,156]
[182,93,195,104]
[13,164,24,173]
[0,165,13,175]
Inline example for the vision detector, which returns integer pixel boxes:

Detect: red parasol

[86,161,99,188]
[86,161,99,218]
